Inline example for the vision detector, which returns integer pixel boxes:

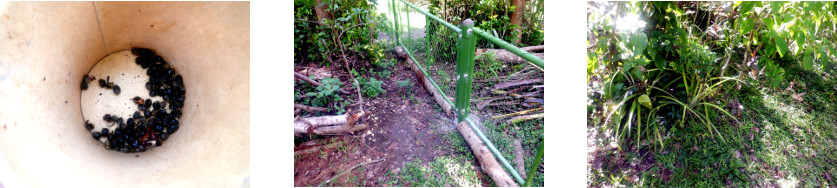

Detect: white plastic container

[0,2,249,187]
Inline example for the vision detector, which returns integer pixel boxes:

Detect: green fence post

[405,3,411,51]
[388,0,394,46]
[425,15,431,67]
[391,0,399,44]
[455,19,477,122]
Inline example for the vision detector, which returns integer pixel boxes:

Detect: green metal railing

[389,0,544,185]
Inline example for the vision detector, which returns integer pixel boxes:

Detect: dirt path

[294,58,476,186]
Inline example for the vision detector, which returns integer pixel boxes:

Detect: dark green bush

[294,0,389,66]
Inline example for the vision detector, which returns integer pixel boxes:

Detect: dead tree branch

[294,71,352,94]
[319,158,385,187]
[294,103,328,113]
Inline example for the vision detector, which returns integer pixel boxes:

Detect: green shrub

[303,77,344,112]
[396,78,412,96]
[294,0,387,65]
[360,77,385,98]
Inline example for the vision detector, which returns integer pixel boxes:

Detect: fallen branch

[319,158,385,187]
[476,48,544,71]
[294,103,328,113]
[294,141,342,156]
[513,139,527,180]
[492,107,543,119]
[492,89,525,98]
[456,122,519,187]
[294,112,368,137]
[493,78,543,90]
[313,123,369,136]
[519,45,544,52]
[507,113,544,124]
[294,71,352,94]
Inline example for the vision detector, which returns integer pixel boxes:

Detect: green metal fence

[387,0,544,185]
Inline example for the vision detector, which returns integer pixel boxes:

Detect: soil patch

[294,57,464,186]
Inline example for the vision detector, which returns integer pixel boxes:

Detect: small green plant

[373,57,395,68]
[396,78,412,97]
[304,77,344,111]
[409,95,420,104]
[360,77,385,98]
[476,51,502,79]
[319,150,328,159]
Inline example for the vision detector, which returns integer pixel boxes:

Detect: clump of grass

[398,156,482,187]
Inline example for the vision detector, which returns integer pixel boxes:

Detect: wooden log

[294,113,367,136]
[294,103,328,113]
[513,139,527,180]
[294,114,347,135]
[476,48,544,64]
[520,45,544,52]
[456,122,519,187]
[312,123,368,135]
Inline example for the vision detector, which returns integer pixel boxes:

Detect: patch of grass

[398,156,482,187]
[378,169,399,186]
[483,118,545,187]
[443,129,475,159]
[589,62,837,187]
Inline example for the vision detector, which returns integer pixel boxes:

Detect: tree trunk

[510,0,526,44]
[314,0,331,26]
[456,122,519,187]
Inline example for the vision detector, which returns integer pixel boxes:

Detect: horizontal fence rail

[471,27,545,69]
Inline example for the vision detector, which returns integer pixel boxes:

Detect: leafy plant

[396,78,413,96]
[360,77,385,98]
[304,77,344,111]
[294,0,388,66]
[476,51,502,80]
[595,2,744,150]
[426,0,544,47]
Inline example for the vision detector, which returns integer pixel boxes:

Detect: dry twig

[319,158,385,186]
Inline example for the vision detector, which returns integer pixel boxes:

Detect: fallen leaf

[785,81,796,92]
[791,92,806,101]
[734,150,741,159]
[693,145,699,151]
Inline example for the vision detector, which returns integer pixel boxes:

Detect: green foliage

[588,1,837,186]
[761,59,785,88]
[303,77,345,112]
[592,2,745,151]
[359,77,385,98]
[294,0,388,65]
[476,51,503,80]
[396,78,412,96]
[426,0,543,47]
[399,156,482,187]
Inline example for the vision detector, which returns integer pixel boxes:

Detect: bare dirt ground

[293,57,492,186]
